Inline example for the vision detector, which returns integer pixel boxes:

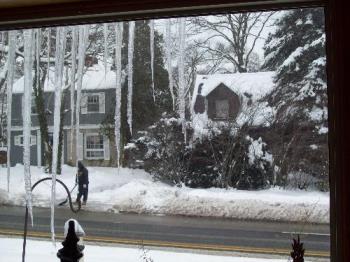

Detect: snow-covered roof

[191,71,275,110]
[13,63,116,94]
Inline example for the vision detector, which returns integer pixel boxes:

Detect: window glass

[215,99,229,119]
[87,94,99,113]
[85,134,104,159]
[0,7,329,261]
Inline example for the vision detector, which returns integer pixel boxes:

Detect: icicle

[150,20,155,102]
[114,22,123,168]
[23,29,34,226]
[70,27,78,161]
[50,26,67,245]
[75,25,89,167]
[6,30,16,192]
[35,29,41,92]
[127,21,135,135]
[103,23,108,75]
[165,19,175,111]
[178,18,187,142]
[47,28,51,82]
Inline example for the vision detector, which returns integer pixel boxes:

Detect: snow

[0,237,289,262]
[63,219,85,237]
[247,136,273,165]
[310,144,319,150]
[309,106,327,122]
[12,62,116,94]
[317,126,328,135]
[0,165,329,223]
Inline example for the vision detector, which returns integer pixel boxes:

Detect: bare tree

[192,12,274,73]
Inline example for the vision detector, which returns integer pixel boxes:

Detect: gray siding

[10,130,38,166]
[11,88,116,127]
[10,88,116,166]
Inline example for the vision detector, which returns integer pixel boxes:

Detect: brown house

[191,72,275,122]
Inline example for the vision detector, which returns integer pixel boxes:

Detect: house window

[81,93,105,114]
[87,95,99,113]
[14,135,36,146]
[215,99,229,119]
[85,134,104,159]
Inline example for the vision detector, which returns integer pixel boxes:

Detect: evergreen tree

[101,21,171,150]
[122,21,171,134]
[263,8,328,189]
[264,8,326,121]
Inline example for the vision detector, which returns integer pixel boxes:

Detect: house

[9,62,117,167]
[192,72,275,122]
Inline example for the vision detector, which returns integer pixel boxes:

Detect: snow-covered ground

[0,165,329,223]
[0,237,298,262]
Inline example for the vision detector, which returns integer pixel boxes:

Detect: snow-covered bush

[124,113,191,186]
[125,116,274,189]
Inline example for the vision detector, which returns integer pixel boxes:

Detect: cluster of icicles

[3,18,187,244]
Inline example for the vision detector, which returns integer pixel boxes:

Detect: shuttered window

[81,92,105,114]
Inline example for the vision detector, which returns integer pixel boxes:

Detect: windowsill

[84,157,105,160]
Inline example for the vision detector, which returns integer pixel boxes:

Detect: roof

[191,71,275,111]
[12,62,116,94]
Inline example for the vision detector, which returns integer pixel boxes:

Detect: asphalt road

[0,205,330,257]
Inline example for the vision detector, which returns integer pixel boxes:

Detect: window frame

[0,1,347,261]
[14,135,37,146]
[84,133,105,160]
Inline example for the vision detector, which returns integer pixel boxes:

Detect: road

[0,205,330,257]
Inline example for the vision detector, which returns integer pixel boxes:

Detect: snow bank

[0,237,289,262]
[0,165,329,223]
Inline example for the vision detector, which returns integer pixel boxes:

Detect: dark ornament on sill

[57,220,84,262]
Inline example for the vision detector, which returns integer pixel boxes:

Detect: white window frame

[84,133,105,160]
[81,92,105,114]
[14,135,37,146]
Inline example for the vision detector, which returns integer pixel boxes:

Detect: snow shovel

[58,183,77,206]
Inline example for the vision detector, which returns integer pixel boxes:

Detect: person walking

[76,161,89,205]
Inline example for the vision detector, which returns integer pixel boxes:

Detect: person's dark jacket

[76,162,89,187]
